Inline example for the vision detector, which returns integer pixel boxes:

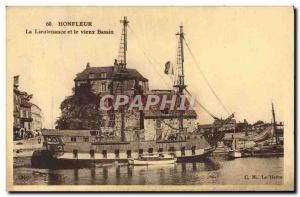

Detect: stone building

[74,62,149,95]
[143,90,198,141]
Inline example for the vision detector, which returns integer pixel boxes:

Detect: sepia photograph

[6,6,294,191]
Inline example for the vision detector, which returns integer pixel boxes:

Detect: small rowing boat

[128,153,176,165]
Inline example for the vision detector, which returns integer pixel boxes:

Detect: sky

[7,7,294,128]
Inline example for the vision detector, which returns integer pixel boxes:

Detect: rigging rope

[128,25,226,121]
[183,38,231,115]
[128,25,174,90]
[185,88,218,120]
[128,25,218,119]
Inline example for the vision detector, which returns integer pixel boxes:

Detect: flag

[164,61,174,75]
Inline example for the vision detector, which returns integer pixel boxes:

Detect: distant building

[252,120,269,131]
[31,103,42,131]
[13,76,21,132]
[19,92,32,130]
[14,76,33,132]
[213,118,236,133]
[74,62,149,95]
[13,76,42,140]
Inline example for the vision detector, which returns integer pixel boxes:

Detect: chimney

[86,62,90,69]
[13,75,19,88]
[114,59,119,72]
[114,59,118,67]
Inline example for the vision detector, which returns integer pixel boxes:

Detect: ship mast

[174,25,187,93]
[271,102,278,145]
[118,16,129,142]
[117,16,129,70]
[174,25,187,132]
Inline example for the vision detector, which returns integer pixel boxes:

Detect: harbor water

[14,156,283,185]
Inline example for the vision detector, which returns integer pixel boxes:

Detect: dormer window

[89,73,94,79]
[100,72,107,78]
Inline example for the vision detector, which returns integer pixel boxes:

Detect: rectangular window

[101,83,106,92]
[90,150,95,159]
[83,137,89,142]
[89,73,94,79]
[158,148,163,153]
[168,147,175,152]
[148,148,153,153]
[102,150,107,158]
[73,149,78,158]
[71,137,76,142]
[181,147,185,156]
[191,146,196,155]
[127,150,132,158]
[100,72,107,78]
[168,147,176,156]
[138,149,143,156]
[115,150,119,159]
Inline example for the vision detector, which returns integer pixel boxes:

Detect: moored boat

[31,16,234,169]
[228,150,242,159]
[128,153,176,165]
[31,129,216,169]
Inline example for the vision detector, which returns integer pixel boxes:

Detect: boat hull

[176,147,215,162]
[228,150,242,159]
[31,131,216,169]
[128,158,176,165]
[31,146,215,169]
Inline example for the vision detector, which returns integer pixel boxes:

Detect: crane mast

[174,25,187,93]
[117,16,129,70]
[174,25,187,131]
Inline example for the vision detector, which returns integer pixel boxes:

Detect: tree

[55,82,101,130]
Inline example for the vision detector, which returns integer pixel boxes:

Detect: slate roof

[74,66,148,82]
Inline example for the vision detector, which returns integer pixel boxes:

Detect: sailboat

[31,17,234,169]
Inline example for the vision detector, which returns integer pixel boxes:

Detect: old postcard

[6,6,294,191]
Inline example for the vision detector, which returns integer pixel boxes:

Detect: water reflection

[14,157,283,185]
[74,169,78,184]
[181,163,186,173]
[90,168,95,185]
[192,163,197,171]
[102,167,108,185]
[203,158,220,171]
[127,166,133,179]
